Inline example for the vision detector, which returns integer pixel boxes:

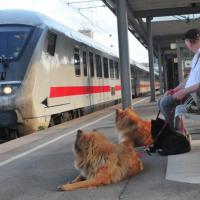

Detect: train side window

[83,51,87,76]
[74,48,81,76]
[115,61,119,79]
[109,59,114,79]
[47,32,57,56]
[103,57,109,78]
[89,52,94,77]
[95,54,102,78]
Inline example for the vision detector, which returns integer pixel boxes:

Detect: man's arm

[165,78,188,95]
[173,82,200,100]
[184,82,200,94]
[173,78,188,91]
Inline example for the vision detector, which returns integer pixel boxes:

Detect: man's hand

[164,89,173,96]
[172,89,186,100]
[164,87,182,96]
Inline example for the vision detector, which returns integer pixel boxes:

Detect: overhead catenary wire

[67,0,100,5]
[62,0,117,45]
[173,14,200,23]
[78,5,106,10]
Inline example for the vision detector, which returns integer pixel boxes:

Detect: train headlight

[0,81,21,96]
[3,86,12,95]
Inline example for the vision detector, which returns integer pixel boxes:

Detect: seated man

[158,28,200,133]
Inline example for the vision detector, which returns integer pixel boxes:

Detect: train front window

[0,25,32,60]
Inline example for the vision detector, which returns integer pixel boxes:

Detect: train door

[134,67,139,96]
[82,50,91,107]
[114,61,120,99]
[109,59,115,100]
[95,54,104,103]
[130,65,136,97]
[88,51,95,107]
[103,57,109,102]
[44,31,57,110]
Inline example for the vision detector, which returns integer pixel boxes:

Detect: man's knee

[175,105,187,118]
[159,96,174,109]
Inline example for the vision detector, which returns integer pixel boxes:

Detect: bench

[184,112,200,120]
[182,95,200,134]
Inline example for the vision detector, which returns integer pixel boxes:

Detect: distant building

[140,62,149,67]
[139,62,159,74]
[79,29,94,39]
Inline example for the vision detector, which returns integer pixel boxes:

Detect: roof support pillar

[147,17,156,101]
[158,45,164,94]
[162,52,168,91]
[116,0,132,108]
[177,46,184,83]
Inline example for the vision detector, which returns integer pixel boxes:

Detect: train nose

[0,81,21,108]
[0,81,21,127]
[0,110,17,127]
[0,95,18,127]
[0,95,15,108]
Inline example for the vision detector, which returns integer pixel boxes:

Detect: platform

[0,96,200,200]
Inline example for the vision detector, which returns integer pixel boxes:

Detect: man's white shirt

[185,48,200,89]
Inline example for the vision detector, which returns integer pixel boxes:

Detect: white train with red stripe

[0,10,159,138]
[131,61,160,96]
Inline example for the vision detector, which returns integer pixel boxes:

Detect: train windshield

[0,25,32,61]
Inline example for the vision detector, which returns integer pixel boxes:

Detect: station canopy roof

[102,0,200,55]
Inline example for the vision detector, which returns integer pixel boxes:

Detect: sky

[0,0,149,63]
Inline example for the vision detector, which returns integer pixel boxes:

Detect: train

[0,9,160,139]
[131,61,160,96]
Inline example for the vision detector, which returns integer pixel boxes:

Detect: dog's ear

[116,108,123,115]
[128,106,133,110]
[77,129,83,138]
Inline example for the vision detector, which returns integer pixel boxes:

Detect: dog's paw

[57,184,72,191]
[57,185,65,191]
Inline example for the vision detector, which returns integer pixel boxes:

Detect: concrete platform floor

[0,96,200,200]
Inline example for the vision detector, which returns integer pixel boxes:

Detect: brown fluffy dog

[58,129,143,191]
[116,108,153,147]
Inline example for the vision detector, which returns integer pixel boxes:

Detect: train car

[0,9,160,138]
[0,9,122,137]
[131,61,160,97]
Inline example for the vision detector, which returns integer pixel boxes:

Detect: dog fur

[116,108,153,147]
[115,107,191,155]
[58,129,143,191]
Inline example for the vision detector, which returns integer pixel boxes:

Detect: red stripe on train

[115,85,121,91]
[49,85,121,98]
[136,83,160,89]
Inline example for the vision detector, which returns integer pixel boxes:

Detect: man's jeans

[158,95,183,129]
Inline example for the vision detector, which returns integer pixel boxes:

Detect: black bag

[147,111,191,156]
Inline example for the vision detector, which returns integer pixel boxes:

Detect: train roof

[130,60,159,76]
[0,9,119,58]
[131,60,149,72]
[0,9,159,76]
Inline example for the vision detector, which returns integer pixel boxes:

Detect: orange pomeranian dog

[58,129,143,191]
[115,108,191,156]
[115,108,153,147]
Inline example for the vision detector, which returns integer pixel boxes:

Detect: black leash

[153,111,168,143]
[144,110,168,155]
[156,110,160,119]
